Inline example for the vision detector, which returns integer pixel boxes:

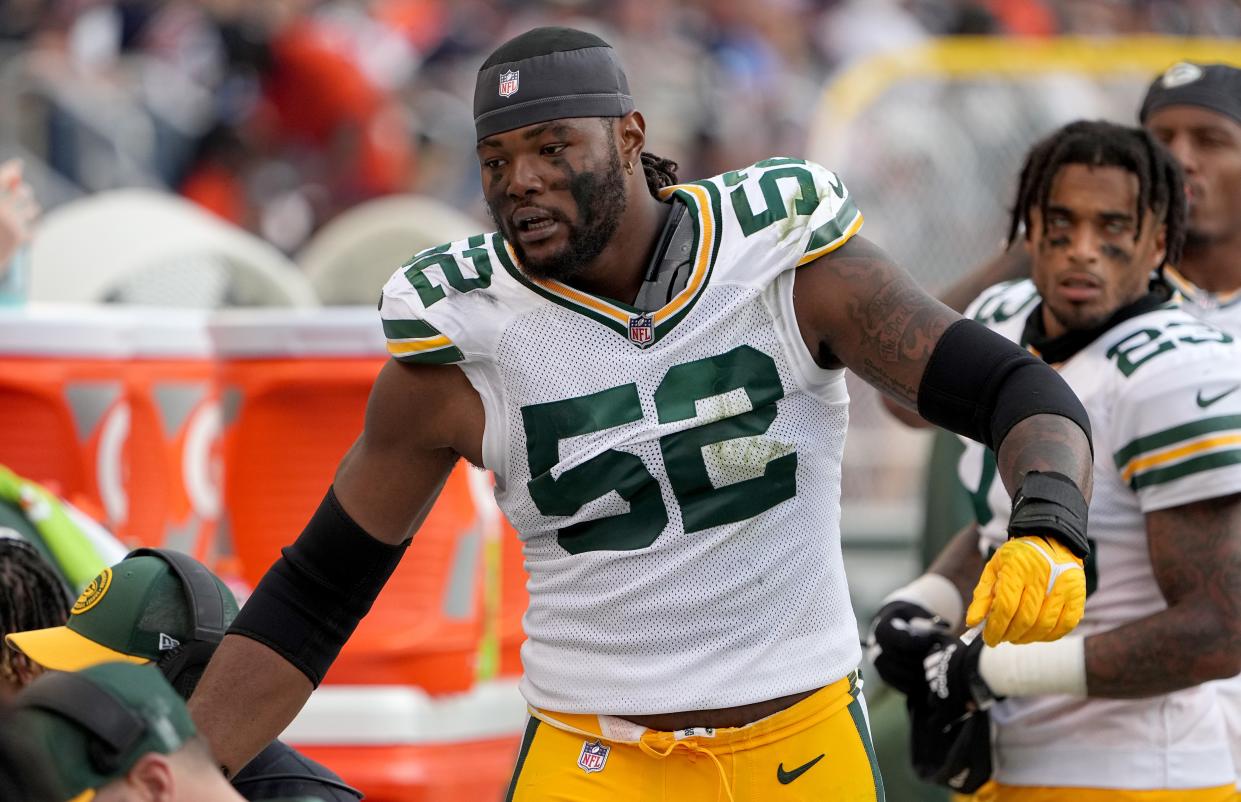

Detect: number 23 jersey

[380,159,864,715]
[958,279,1241,790]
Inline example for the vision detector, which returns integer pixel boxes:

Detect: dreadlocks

[1007,120,1187,269]
[0,539,71,688]
[641,151,679,197]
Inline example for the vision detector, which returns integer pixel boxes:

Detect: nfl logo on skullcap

[628,314,654,347]
[498,70,520,98]
[577,739,610,774]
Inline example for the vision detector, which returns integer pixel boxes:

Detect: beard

[1045,300,1113,334]
[490,151,628,283]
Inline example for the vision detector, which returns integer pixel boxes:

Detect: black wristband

[1008,471,1090,559]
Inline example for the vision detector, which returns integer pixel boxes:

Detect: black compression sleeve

[228,487,409,687]
[916,318,1092,452]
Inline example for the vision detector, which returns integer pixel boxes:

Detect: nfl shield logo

[628,314,654,347]
[577,740,610,774]
[498,70,520,98]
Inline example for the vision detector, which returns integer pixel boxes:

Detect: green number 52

[521,345,797,554]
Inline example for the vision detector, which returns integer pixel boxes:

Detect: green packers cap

[12,662,197,802]
[474,26,634,140]
[5,554,238,672]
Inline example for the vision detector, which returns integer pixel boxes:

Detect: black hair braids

[1007,119,1186,269]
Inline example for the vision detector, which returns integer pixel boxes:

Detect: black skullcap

[1140,62,1241,128]
[474,27,633,141]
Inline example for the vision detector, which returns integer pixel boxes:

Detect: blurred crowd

[2,0,1240,255]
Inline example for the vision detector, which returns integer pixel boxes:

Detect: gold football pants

[505,673,884,801]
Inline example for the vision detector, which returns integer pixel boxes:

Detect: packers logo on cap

[1162,62,1204,89]
[71,568,112,615]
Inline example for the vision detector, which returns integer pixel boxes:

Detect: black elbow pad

[917,318,1092,451]
[229,487,409,687]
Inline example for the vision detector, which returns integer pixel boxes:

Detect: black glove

[866,600,953,697]
[921,632,997,730]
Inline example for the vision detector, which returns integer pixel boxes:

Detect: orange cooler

[0,304,530,801]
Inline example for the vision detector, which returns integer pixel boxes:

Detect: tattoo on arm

[797,236,955,407]
[1085,493,1241,698]
[995,414,1094,502]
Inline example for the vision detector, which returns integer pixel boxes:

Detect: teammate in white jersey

[184,28,1098,801]
[1142,62,1241,797]
[871,120,1241,801]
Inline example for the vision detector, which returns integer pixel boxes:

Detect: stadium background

[2,1,1240,799]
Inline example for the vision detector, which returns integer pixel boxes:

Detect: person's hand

[866,600,953,697]
[0,160,40,270]
[921,630,993,728]
[965,535,1086,646]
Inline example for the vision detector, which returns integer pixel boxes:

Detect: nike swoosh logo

[1197,385,1240,408]
[777,754,825,785]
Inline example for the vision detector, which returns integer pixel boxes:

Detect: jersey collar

[494,181,723,348]
[1164,265,1241,310]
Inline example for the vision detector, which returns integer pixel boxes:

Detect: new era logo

[158,633,181,651]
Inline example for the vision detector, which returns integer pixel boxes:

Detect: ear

[616,111,646,170]
[124,753,176,801]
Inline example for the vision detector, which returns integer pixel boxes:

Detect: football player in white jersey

[1142,61,1241,798]
[871,120,1241,801]
[1142,62,1241,338]
[184,28,1099,801]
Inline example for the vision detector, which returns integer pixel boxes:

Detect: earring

[625,161,634,175]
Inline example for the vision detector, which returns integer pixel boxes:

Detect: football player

[187,27,1097,801]
[871,120,1241,801]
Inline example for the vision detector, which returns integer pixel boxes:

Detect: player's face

[1027,163,1166,338]
[477,117,626,282]
[1146,105,1241,245]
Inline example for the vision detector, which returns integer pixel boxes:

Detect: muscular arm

[1085,493,1241,698]
[189,360,482,774]
[882,245,1032,427]
[794,235,1092,500]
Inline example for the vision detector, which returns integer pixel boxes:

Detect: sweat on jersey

[379,158,863,715]
[958,279,1241,791]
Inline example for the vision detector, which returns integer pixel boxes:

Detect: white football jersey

[1166,265,1241,337]
[380,158,865,715]
[1171,266,1241,788]
[957,279,1241,790]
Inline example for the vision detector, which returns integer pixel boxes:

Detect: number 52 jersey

[380,159,864,715]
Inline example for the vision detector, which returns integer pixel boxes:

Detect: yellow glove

[965,535,1086,646]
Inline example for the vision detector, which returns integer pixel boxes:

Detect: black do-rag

[474,27,633,141]
[1140,61,1241,128]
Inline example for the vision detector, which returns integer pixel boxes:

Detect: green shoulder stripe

[804,196,860,256]
[392,344,465,365]
[1113,414,1241,470]
[382,318,441,340]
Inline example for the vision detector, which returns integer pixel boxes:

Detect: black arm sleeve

[916,318,1092,452]
[228,486,409,687]
[917,318,1092,558]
